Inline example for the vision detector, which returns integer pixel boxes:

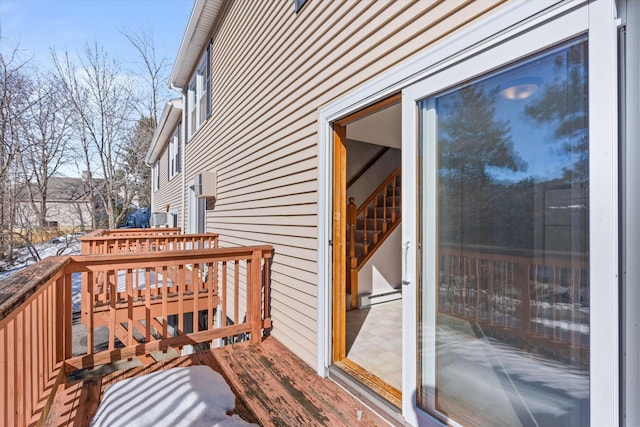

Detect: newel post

[249,250,262,344]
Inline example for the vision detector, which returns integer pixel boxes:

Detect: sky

[0,0,193,71]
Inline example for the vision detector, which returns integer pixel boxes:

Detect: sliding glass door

[402,3,619,425]
[420,37,589,427]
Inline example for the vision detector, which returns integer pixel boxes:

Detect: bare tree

[0,47,33,263]
[124,117,155,207]
[53,43,138,229]
[121,26,172,125]
[18,73,74,227]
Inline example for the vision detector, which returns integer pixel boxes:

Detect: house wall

[358,225,402,300]
[46,202,93,230]
[183,0,506,369]
[16,201,92,231]
[152,129,183,227]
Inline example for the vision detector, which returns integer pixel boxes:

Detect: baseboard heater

[359,288,402,308]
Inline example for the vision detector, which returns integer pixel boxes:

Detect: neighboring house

[153,1,639,426]
[16,176,97,231]
[146,98,184,229]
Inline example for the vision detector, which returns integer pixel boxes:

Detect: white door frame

[187,178,205,234]
[403,1,618,425]
[318,1,619,425]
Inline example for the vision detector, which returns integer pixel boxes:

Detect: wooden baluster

[570,267,576,346]
[108,269,116,351]
[372,193,378,244]
[178,264,185,336]
[145,267,152,342]
[382,185,388,233]
[452,254,458,314]
[234,260,240,329]
[503,262,508,328]
[207,262,214,330]
[221,261,227,327]
[462,256,467,315]
[517,261,531,338]
[347,197,356,294]
[533,264,538,337]
[474,258,482,320]
[488,260,494,325]
[552,266,558,341]
[362,201,369,256]
[161,266,168,338]
[87,271,95,353]
[126,268,133,346]
[191,262,198,333]
[391,174,398,223]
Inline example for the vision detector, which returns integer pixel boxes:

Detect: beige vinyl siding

[184,0,506,369]
[152,133,183,223]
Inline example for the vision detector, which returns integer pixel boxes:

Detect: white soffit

[146,98,183,165]
[170,0,224,89]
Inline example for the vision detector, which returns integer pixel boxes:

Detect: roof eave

[146,98,183,165]
[169,0,224,89]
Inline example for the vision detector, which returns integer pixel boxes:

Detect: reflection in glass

[419,38,589,426]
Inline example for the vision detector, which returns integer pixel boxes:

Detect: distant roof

[146,98,183,165]
[169,0,224,89]
[17,177,101,203]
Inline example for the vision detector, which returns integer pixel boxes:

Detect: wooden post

[250,250,262,344]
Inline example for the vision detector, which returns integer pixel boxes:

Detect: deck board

[44,337,386,426]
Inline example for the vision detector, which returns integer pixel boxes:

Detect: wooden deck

[45,337,386,426]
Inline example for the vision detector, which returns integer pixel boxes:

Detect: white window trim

[318,1,619,426]
[152,162,159,192]
[168,127,180,180]
[187,53,209,138]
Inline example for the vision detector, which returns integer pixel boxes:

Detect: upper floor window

[187,42,211,139]
[153,162,159,192]
[294,0,308,13]
[168,125,181,179]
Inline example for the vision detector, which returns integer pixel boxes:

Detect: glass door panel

[419,37,590,427]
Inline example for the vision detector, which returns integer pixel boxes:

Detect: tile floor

[345,299,402,390]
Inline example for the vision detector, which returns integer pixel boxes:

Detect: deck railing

[80,231,219,255]
[0,244,272,426]
[438,245,589,358]
[85,228,182,237]
[0,257,70,427]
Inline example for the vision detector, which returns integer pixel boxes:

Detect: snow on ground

[0,234,82,280]
[91,365,257,427]
[1,234,83,311]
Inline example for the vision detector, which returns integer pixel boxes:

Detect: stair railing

[346,166,401,309]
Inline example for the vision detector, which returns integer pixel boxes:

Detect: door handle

[402,240,411,286]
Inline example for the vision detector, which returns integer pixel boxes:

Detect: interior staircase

[346,166,401,309]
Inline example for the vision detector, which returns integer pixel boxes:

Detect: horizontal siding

[152,135,183,222]
[184,0,505,369]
